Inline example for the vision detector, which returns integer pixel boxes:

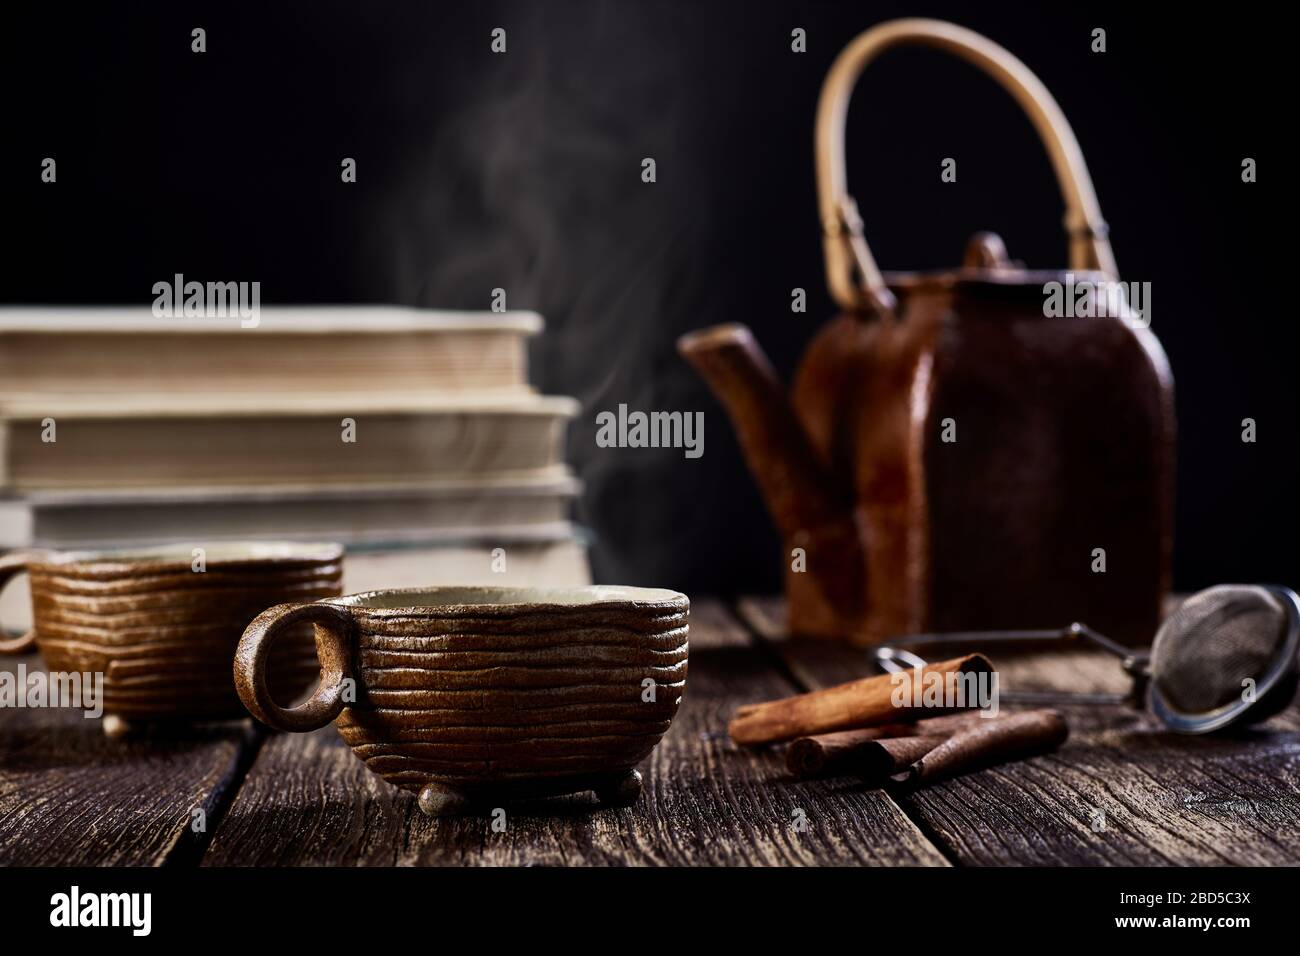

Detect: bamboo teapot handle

[816,18,1118,315]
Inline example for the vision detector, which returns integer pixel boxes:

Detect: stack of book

[0,306,590,624]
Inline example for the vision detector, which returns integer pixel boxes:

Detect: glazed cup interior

[331,585,684,610]
[33,541,343,568]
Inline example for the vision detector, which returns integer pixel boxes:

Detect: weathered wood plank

[0,651,255,866]
[738,596,1300,866]
[203,600,948,865]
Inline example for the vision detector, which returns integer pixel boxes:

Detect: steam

[373,2,730,588]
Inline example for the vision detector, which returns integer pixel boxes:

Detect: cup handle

[234,601,354,732]
[0,552,40,654]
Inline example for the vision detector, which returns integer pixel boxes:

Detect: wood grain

[739,596,1300,865]
[0,651,255,866]
[204,600,948,866]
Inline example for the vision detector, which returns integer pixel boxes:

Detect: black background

[2,1,1293,600]
[0,864,1287,941]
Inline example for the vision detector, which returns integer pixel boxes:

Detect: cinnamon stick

[908,711,999,736]
[729,654,993,746]
[787,730,947,779]
[785,711,1003,779]
[892,708,1068,788]
[785,724,907,776]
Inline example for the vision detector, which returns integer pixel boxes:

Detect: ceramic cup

[234,585,689,815]
[0,542,343,732]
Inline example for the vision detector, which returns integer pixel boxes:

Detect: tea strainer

[872,584,1300,734]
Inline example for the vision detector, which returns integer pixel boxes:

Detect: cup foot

[418,782,471,817]
[414,770,645,816]
[594,769,643,808]
[102,715,132,739]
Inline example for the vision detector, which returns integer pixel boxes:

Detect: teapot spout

[678,324,865,624]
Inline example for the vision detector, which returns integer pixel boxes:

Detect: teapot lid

[882,232,1115,306]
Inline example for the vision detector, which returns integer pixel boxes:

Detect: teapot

[680,19,1174,646]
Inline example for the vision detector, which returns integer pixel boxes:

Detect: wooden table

[3,597,1298,866]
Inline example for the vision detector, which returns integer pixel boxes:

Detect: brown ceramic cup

[0,542,343,731]
[234,585,689,815]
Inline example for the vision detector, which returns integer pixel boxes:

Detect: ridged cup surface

[328,587,689,794]
[28,543,343,720]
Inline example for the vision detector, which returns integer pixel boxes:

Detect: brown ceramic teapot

[680,19,1173,646]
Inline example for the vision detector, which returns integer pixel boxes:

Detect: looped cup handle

[0,552,41,654]
[234,601,354,732]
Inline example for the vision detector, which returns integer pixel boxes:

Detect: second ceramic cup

[0,542,343,731]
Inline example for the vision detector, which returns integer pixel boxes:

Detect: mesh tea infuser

[873,585,1300,734]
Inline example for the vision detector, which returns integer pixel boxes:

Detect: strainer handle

[873,623,1147,707]
[877,622,1136,658]
[816,18,1117,314]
